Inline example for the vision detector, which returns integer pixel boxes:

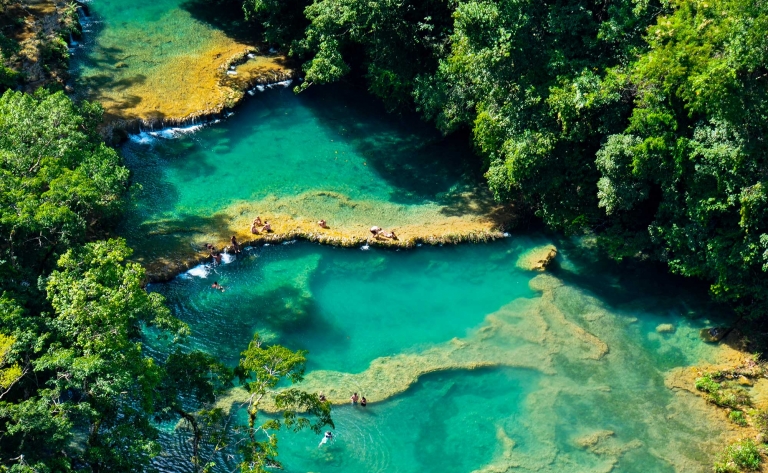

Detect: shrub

[729,411,747,427]
[713,439,762,473]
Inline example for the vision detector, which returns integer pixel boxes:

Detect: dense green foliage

[233,334,333,472]
[243,0,768,320]
[0,90,330,472]
[713,438,762,473]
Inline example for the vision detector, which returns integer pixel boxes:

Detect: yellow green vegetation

[0,333,22,392]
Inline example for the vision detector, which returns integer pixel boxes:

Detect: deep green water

[145,238,729,473]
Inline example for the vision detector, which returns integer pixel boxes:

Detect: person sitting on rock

[318,219,328,229]
[262,221,272,233]
[254,216,262,226]
[370,226,382,237]
[251,219,261,234]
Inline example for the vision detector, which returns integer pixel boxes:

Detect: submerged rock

[700,327,728,343]
[656,323,676,333]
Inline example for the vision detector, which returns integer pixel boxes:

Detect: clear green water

[120,86,494,265]
[70,0,254,120]
[145,238,730,473]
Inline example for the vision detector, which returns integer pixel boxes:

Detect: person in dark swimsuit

[230,235,240,254]
[361,397,367,407]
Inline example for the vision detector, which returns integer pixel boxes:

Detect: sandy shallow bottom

[70,0,291,124]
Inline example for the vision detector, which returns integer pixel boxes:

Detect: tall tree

[234,334,333,472]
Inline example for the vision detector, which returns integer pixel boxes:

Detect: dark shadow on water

[543,233,728,320]
[297,83,488,206]
[179,0,257,44]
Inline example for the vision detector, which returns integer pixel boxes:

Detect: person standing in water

[350,392,359,405]
[360,396,367,407]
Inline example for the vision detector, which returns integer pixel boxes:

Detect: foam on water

[185,264,210,278]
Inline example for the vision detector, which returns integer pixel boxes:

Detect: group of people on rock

[318,392,368,407]
[250,216,272,235]
[369,226,397,240]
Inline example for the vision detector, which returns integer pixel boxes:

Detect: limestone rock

[516,245,558,271]
[656,323,676,333]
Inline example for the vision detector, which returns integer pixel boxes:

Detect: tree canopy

[0,89,330,472]
[244,0,768,320]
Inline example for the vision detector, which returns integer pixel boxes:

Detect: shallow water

[120,86,502,269]
[146,238,733,473]
[69,0,286,121]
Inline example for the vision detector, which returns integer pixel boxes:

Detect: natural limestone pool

[143,237,738,473]
[100,70,744,471]
[119,86,510,279]
[70,0,289,124]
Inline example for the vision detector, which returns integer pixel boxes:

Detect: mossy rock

[700,327,728,343]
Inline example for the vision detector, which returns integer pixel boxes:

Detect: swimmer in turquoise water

[319,431,333,447]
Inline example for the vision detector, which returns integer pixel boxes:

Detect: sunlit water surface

[146,238,731,473]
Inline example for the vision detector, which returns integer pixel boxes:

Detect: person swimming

[319,431,333,447]
[211,281,225,292]
[350,392,359,405]
[360,396,367,407]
